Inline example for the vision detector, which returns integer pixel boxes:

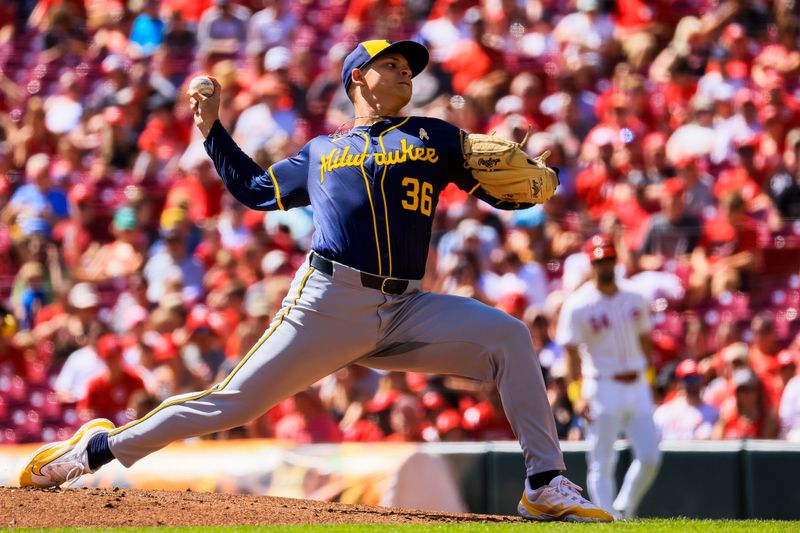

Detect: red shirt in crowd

[274,412,343,443]
[700,214,758,262]
[344,0,404,25]
[52,219,92,269]
[721,412,760,439]
[750,346,781,378]
[137,115,192,161]
[166,176,224,224]
[0,3,15,28]
[443,40,505,95]
[0,343,28,378]
[161,0,214,22]
[613,0,654,33]
[749,346,783,406]
[714,166,765,199]
[575,163,617,220]
[78,369,146,420]
[342,419,384,442]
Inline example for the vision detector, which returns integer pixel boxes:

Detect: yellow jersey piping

[377,116,411,277]
[354,131,383,275]
[268,167,285,211]
[108,267,316,437]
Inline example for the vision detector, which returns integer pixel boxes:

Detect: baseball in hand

[188,76,215,97]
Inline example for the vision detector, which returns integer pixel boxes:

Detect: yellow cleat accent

[19,418,115,488]
[517,475,614,523]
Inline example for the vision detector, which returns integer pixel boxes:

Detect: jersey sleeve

[555,297,582,347]
[203,120,310,211]
[267,143,313,210]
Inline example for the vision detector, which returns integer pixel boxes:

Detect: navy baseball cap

[341,39,429,93]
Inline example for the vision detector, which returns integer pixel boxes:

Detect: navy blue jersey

[204,116,530,279]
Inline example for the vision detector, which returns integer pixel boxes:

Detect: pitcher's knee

[495,315,532,348]
[202,400,256,431]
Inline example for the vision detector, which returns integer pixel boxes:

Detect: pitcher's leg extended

[20,264,380,486]
[362,291,612,522]
[107,317,356,467]
[108,266,378,466]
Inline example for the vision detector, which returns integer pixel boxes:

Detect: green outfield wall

[423,440,800,519]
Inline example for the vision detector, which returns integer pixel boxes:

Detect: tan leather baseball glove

[462,133,559,204]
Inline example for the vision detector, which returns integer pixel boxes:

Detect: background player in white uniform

[556,235,662,518]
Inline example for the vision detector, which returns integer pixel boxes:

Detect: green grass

[21,521,799,533]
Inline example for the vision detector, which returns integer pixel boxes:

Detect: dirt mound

[0,487,523,528]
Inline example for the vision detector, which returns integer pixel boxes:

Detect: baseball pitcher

[21,39,609,522]
[556,235,662,518]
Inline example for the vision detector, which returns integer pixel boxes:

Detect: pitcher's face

[358,54,413,110]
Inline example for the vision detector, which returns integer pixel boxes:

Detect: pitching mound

[0,487,523,528]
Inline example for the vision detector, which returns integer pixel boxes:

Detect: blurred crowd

[1,0,800,445]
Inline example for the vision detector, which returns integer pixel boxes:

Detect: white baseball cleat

[19,418,115,488]
[518,475,614,522]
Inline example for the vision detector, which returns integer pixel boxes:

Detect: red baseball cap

[584,234,616,262]
[676,359,699,378]
[96,334,122,360]
[496,292,528,315]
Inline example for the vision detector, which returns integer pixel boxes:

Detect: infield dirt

[0,487,523,528]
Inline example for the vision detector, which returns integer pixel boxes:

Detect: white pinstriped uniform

[556,281,661,518]
[556,281,651,379]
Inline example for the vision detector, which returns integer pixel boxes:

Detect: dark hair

[723,191,746,213]
[751,311,775,334]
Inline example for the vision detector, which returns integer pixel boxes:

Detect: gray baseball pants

[108,255,565,475]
